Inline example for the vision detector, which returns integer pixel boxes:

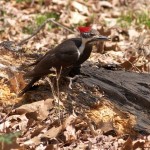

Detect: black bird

[19,26,109,95]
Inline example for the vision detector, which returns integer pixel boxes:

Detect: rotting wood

[67,64,150,134]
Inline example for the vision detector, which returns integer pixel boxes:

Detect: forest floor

[0,0,150,149]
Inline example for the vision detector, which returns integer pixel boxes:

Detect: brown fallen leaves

[0,0,150,149]
[0,87,148,149]
[0,99,150,149]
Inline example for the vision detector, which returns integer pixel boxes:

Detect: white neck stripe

[78,38,91,56]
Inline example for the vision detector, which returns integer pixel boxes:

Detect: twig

[30,0,35,7]
[84,116,97,137]
[123,57,142,73]
[18,18,75,46]
[45,76,58,101]
[0,104,15,127]
[68,96,97,136]
[79,110,97,137]
[46,71,63,124]
[56,67,62,124]
[48,18,75,34]
[0,18,75,53]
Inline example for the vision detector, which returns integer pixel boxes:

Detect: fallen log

[67,63,150,134]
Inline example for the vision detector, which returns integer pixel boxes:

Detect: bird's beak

[91,35,111,42]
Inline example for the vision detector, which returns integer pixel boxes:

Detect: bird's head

[78,26,110,44]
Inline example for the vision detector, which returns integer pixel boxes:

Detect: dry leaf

[9,72,26,93]
[14,98,54,120]
[64,125,77,142]
[122,136,133,150]
[41,125,63,139]
[120,57,137,70]
[23,136,41,146]
[71,1,89,15]
[133,140,145,150]
[99,1,113,8]
[69,12,87,24]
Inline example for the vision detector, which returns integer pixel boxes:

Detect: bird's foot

[66,75,82,89]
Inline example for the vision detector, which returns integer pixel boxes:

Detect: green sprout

[0,132,21,144]
[117,10,150,28]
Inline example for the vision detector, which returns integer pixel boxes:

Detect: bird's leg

[66,75,82,89]
[61,66,82,89]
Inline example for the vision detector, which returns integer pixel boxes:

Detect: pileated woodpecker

[19,26,109,96]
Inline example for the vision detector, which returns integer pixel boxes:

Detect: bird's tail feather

[18,76,41,96]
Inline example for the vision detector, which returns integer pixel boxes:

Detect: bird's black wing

[55,40,79,65]
[26,40,79,77]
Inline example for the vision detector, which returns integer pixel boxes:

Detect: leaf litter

[0,0,150,149]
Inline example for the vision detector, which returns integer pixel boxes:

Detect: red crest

[78,26,91,33]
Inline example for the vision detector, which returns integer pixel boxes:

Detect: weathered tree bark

[67,64,150,133]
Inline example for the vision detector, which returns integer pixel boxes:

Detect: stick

[56,67,62,124]
[18,18,75,46]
